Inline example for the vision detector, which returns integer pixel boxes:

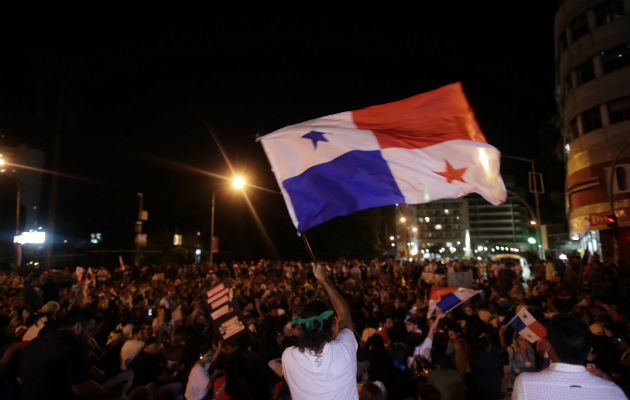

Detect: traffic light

[607,214,618,234]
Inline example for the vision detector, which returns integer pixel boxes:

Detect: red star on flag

[434,160,467,183]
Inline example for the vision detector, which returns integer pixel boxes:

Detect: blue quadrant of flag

[510,317,528,332]
[436,292,464,312]
[283,150,405,231]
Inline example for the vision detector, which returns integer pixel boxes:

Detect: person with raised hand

[281,263,357,399]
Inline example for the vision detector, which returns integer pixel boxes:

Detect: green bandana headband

[291,310,335,330]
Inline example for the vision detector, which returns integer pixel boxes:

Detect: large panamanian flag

[259,82,506,232]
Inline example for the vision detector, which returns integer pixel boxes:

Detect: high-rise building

[554,0,630,258]
[395,195,532,260]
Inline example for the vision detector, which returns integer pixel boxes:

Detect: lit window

[444,209,450,215]
[570,13,589,42]
[425,217,430,222]
[594,0,624,27]
[581,107,602,133]
[601,43,630,74]
[609,96,630,124]
[435,224,442,230]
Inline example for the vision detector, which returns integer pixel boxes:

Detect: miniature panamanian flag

[508,307,547,343]
[427,286,481,318]
[259,82,506,232]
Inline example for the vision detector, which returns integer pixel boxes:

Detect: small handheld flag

[259,82,506,232]
[427,286,481,318]
[508,307,546,343]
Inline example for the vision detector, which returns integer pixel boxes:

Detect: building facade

[394,195,532,260]
[555,0,630,258]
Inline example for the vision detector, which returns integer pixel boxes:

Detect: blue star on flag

[302,131,329,149]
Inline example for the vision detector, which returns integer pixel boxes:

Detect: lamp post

[502,155,544,259]
[209,176,245,268]
[1,157,21,267]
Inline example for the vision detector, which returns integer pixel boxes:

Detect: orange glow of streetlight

[400,217,406,222]
[233,176,245,189]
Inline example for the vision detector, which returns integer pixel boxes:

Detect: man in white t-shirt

[120,325,148,370]
[282,263,358,400]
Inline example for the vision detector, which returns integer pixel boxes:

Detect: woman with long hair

[499,324,536,395]
[212,356,249,400]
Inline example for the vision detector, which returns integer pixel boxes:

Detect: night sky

[0,2,560,259]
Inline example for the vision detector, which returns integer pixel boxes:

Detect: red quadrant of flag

[528,321,547,339]
[353,82,487,150]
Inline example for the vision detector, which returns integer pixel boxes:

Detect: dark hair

[434,352,454,369]
[473,337,491,354]
[359,382,385,400]
[224,357,245,399]
[60,308,94,328]
[133,325,146,335]
[547,314,592,365]
[297,300,335,355]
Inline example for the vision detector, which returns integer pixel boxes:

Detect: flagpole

[301,231,317,264]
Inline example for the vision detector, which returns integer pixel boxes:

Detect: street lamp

[233,176,245,189]
[502,155,544,259]
[1,157,20,266]
[400,217,406,222]
[209,176,246,267]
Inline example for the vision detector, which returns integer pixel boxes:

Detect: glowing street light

[233,176,245,189]
[530,220,536,225]
[389,236,395,241]
[211,176,246,267]
[412,227,417,232]
[400,217,406,222]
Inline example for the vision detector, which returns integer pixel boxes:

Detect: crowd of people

[0,252,628,400]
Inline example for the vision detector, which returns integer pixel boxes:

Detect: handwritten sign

[202,279,249,344]
[447,271,473,289]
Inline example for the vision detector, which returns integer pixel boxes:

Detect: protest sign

[447,271,473,289]
[202,279,249,344]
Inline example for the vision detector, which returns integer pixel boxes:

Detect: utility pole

[501,155,544,259]
[210,193,216,268]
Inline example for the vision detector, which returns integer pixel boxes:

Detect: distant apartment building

[394,195,531,260]
[554,0,630,258]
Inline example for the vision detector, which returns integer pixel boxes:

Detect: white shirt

[413,338,433,363]
[185,362,211,400]
[120,340,145,370]
[282,328,358,400]
[513,362,627,400]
